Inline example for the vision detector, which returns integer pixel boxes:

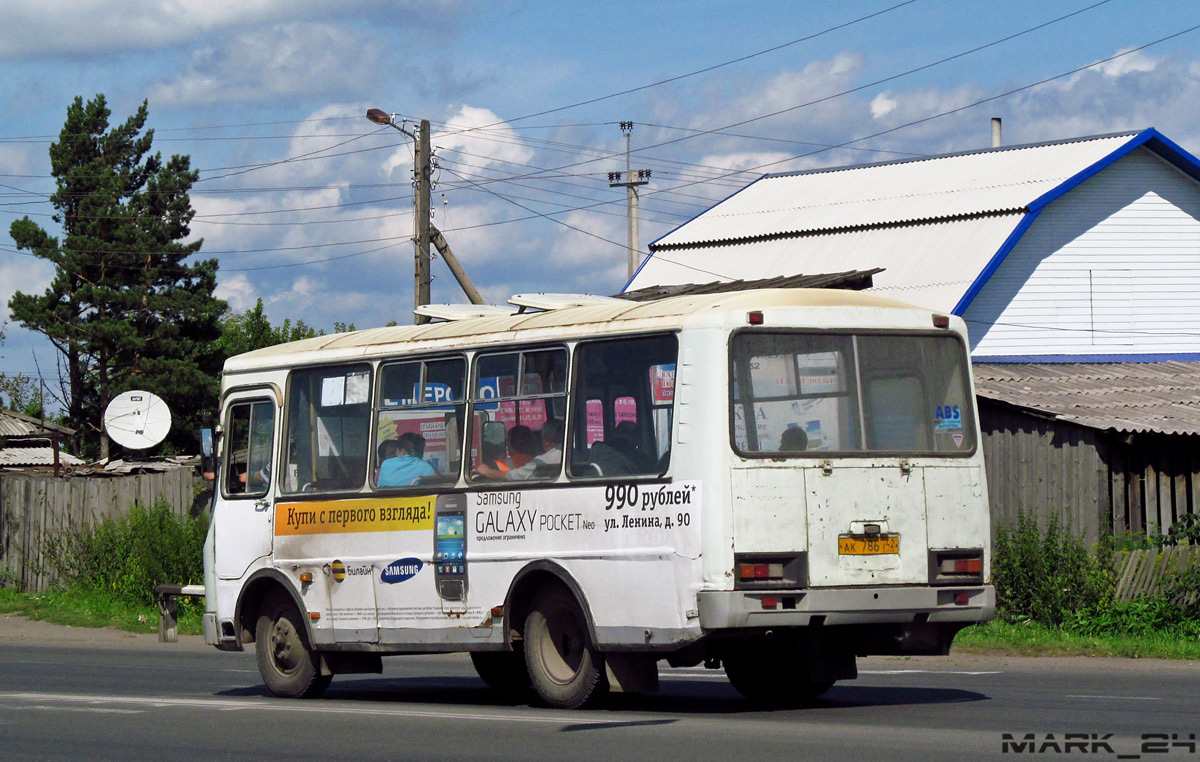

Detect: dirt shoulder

[0,613,209,651]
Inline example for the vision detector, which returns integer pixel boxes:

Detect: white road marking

[9,705,143,715]
[1067,695,1160,701]
[858,670,1001,675]
[0,693,622,724]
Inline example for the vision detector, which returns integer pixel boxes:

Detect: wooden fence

[0,469,202,592]
[979,400,1200,547]
[1113,546,1200,604]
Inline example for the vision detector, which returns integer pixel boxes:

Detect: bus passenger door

[214,393,278,579]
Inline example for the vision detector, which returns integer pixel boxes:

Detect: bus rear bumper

[697,585,995,630]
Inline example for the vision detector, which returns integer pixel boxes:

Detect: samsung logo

[381,557,423,584]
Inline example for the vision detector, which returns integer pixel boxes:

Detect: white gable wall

[964,147,1200,359]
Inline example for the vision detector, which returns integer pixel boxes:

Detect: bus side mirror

[201,428,215,480]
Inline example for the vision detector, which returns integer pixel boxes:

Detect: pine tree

[9,95,224,458]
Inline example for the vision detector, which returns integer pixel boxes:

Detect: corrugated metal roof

[652,133,1136,249]
[974,361,1200,435]
[0,409,75,437]
[631,214,1023,312]
[0,447,86,468]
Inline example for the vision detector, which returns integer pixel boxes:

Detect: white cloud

[148,23,387,107]
[431,105,537,174]
[1098,48,1159,77]
[0,0,458,58]
[213,273,258,312]
[870,92,897,119]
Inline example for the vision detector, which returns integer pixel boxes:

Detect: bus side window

[374,356,466,489]
[224,400,274,498]
[569,335,678,479]
[468,348,568,483]
[283,365,372,493]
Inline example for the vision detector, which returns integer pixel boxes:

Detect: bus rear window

[730,332,974,456]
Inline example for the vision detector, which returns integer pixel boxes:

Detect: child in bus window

[378,433,434,486]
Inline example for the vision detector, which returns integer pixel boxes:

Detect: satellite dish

[104,390,172,450]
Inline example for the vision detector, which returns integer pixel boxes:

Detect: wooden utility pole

[368,109,484,319]
[414,119,432,324]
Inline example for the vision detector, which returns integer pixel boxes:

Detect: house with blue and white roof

[627,129,1200,541]
[631,128,1200,363]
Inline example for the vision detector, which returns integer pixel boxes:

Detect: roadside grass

[0,586,204,637]
[955,620,1200,660]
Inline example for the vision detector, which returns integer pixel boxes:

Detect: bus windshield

[730,331,975,456]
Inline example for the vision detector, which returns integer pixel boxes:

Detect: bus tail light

[738,562,784,581]
[734,553,806,590]
[929,549,984,585]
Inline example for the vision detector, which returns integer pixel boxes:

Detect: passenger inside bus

[476,420,563,481]
[779,426,808,452]
[377,432,435,486]
[506,424,538,470]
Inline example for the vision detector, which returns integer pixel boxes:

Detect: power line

[420,0,1119,196]
[434,0,921,136]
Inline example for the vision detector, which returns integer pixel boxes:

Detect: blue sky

[2,0,1200,390]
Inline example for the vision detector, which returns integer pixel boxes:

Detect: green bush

[41,499,207,606]
[992,511,1113,627]
[1067,596,1200,639]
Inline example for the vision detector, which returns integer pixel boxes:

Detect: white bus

[203,289,993,708]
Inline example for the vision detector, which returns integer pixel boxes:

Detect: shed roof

[974,361,1200,436]
[0,446,86,468]
[618,268,881,301]
[0,409,75,437]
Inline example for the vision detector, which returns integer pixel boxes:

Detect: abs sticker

[381,557,423,584]
[934,404,963,430]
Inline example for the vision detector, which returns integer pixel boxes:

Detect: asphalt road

[0,623,1198,762]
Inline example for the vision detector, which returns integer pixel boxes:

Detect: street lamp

[367,107,429,323]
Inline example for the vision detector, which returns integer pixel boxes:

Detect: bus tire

[255,593,330,699]
[723,644,832,705]
[523,589,607,709]
[470,651,531,695]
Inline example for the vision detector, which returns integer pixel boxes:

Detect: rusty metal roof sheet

[974,362,1200,435]
[618,269,882,301]
[0,409,75,437]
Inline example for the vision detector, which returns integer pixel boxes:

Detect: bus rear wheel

[255,593,331,699]
[470,651,531,696]
[723,641,835,705]
[523,589,607,709]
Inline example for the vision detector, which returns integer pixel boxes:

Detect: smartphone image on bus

[433,493,467,601]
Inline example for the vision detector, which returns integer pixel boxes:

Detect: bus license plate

[838,535,900,555]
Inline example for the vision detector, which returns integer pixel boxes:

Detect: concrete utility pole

[608,121,650,280]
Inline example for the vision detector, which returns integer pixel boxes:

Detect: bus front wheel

[255,593,331,699]
[523,589,607,709]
